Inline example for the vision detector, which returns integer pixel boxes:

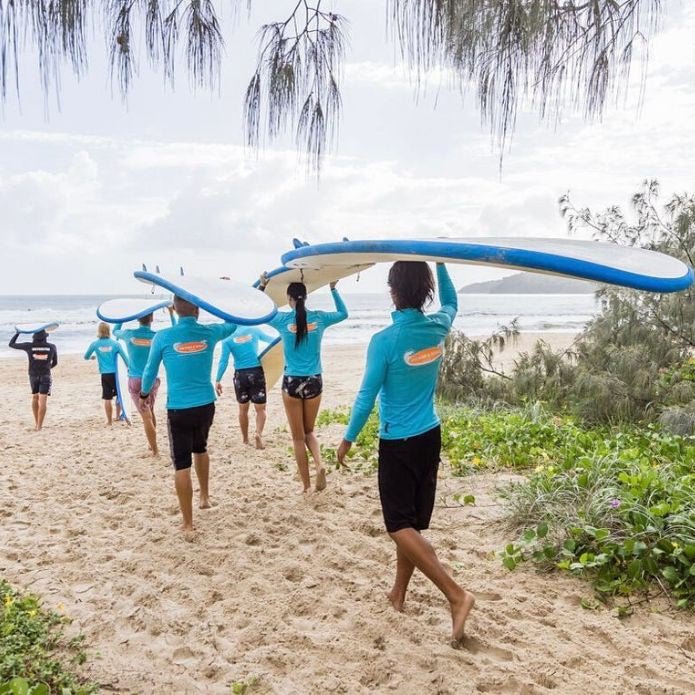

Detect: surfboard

[15,322,60,334]
[97,297,171,323]
[280,238,695,294]
[259,337,284,390]
[134,271,277,324]
[256,263,373,307]
[115,351,130,424]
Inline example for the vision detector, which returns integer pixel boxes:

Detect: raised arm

[215,340,232,383]
[140,334,163,396]
[8,333,27,351]
[344,337,387,443]
[212,322,237,344]
[321,286,349,327]
[113,322,125,340]
[433,263,458,327]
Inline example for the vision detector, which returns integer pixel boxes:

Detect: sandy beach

[1,337,694,694]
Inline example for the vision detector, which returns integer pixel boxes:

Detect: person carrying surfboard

[215,325,276,450]
[258,274,348,493]
[9,328,58,431]
[139,296,237,537]
[84,323,129,426]
[336,262,475,646]
[113,306,176,457]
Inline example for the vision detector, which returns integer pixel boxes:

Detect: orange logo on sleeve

[233,335,253,344]
[174,340,208,354]
[404,346,443,366]
[131,338,152,347]
[288,322,317,334]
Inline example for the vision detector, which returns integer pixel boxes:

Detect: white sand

[1,339,694,694]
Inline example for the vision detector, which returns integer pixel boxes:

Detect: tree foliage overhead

[0,1,668,170]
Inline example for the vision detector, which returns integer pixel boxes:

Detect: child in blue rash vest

[84,322,129,426]
[258,275,348,493]
[113,306,176,457]
[139,295,236,536]
[337,263,475,645]
[215,325,276,449]
[9,328,58,431]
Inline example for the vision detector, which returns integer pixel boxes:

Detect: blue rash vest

[215,326,276,381]
[269,288,348,376]
[84,338,128,375]
[344,264,457,442]
[141,316,236,410]
[114,314,176,379]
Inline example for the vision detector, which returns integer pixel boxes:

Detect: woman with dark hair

[259,276,348,492]
[337,262,475,645]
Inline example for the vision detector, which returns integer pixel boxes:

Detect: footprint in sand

[457,635,514,662]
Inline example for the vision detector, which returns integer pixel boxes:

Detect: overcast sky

[1,1,694,295]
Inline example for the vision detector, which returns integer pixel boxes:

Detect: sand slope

[1,348,694,694]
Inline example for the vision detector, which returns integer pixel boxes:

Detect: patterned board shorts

[282,374,323,400]
[233,367,267,404]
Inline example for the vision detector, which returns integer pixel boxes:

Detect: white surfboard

[134,271,277,324]
[257,264,373,307]
[15,322,60,334]
[115,352,130,424]
[97,297,171,323]
[259,337,284,390]
[280,237,694,294]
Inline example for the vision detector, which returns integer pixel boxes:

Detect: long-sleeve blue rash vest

[141,317,236,410]
[216,326,276,381]
[84,338,128,375]
[344,264,457,442]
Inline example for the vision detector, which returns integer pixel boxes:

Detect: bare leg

[302,395,326,490]
[36,394,48,431]
[390,528,475,641]
[388,545,416,612]
[104,400,113,425]
[254,403,266,449]
[238,403,250,444]
[194,452,210,508]
[141,407,158,456]
[31,395,39,429]
[282,392,310,492]
[175,468,194,532]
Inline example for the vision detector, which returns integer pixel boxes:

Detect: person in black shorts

[9,329,58,431]
[337,262,475,645]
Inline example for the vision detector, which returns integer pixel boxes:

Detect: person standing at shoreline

[215,325,276,450]
[114,306,176,457]
[9,328,58,431]
[258,276,348,493]
[84,323,129,425]
[337,262,475,645]
[140,296,236,537]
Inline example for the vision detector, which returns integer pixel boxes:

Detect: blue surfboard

[97,298,172,323]
[114,351,130,424]
[15,322,60,334]
[280,237,694,294]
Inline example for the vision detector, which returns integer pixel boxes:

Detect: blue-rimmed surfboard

[280,237,694,294]
[97,297,172,323]
[134,271,277,324]
[15,322,60,334]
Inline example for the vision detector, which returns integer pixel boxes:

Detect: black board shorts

[101,373,117,400]
[233,366,267,404]
[378,425,441,533]
[167,403,215,471]
[282,374,323,400]
[30,374,52,396]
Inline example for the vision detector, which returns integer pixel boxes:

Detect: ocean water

[0,293,599,358]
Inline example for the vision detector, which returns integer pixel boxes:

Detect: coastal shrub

[438,181,695,426]
[500,429,695,607]
[0,581,94,693]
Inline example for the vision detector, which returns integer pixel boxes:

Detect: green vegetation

[0,581,94,694]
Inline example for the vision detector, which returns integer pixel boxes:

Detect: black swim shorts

[233,366,267,405]
[282,374,323,400]
[167,403,216,471]
[30,374,52,396]
[378,425,441,533]
[101,373,117,400]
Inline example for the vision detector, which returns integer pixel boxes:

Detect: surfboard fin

[342,237,349,242]
[180,266,184,276]
[142,263,147,271]
[292,238,303,249]
[156,265,160,274]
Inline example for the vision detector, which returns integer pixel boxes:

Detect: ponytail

[287,282,308,347]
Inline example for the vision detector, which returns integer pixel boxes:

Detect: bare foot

[255,434,265,450]
[199,498,211,509]
[450,590,476,645]
[182,527,196,543]
[387,589,405,612]
[315,467,327,492]
[242,438,250,446]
